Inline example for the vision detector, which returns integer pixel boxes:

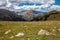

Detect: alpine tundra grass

[0,21,60,40]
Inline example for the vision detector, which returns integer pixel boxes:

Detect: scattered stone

[10,36,14,39]
[52,29,56,32]
[58,29,60,31]
[54,27,56,29]
[27,38,30,40]
[4,30,11,34]
[15,32,24,37]
[38,29,50,35]
[45,32,50,35]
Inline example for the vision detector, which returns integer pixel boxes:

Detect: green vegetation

[0,21,60,40]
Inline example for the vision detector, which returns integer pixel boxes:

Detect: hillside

[0,9,60,21]
[43,10,60,21]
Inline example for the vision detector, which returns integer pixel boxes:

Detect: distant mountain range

[0,9,60,21]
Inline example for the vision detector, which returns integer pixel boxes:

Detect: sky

[55,0,60,5]
[0,0,60,12]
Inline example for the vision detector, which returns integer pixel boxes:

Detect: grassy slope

[47,13,60,21]
[0,21,60,40]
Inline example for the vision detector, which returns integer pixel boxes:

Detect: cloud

[10,4,51,12]
[0,0,55,7]
[0,0,60,12]
[0,0,7,6]
[39,0,55,4]
[8,0,55,4]
[5,0,12,8]
[50,5,60,11]
[5,0,55,12]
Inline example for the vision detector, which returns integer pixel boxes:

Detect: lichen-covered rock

[4,29,11,34]
[15,32,24,37]
[58,29,60,31]
[10,36,14,39]
[38,29,50,35]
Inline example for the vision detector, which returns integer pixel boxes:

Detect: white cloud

[0,0,55,7]
[13,5,21,9]
[11,4,50,12]
[5,0,55,12]
[0,0,7,6]
[6,0,12,7]
[8,0,55,4]
[0,0,60,12]
[50,5,60,11]
[39,0,55,4]
[0,1,3,5]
